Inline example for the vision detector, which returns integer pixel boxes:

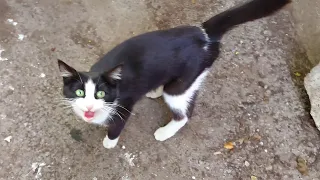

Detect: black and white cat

[58,0,291,149]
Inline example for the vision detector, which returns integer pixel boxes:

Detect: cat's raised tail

[202,0,291,40]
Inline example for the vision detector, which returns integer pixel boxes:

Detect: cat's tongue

[84,111,95,119]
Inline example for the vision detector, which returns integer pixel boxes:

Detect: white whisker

[101,108,115,123]
[102,104,125,122]
[103,103,133,115]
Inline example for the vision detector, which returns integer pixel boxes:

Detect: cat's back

[90,25,206,73]
[130,25,206,49]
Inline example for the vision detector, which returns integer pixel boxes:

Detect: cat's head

[57,60,122,124]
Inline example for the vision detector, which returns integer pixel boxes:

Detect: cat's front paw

[103,136,119,149]
[154,127,175,141]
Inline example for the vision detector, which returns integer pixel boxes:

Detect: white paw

[154,127,175,141]
[103,136,119,149]
[146,86,163,99]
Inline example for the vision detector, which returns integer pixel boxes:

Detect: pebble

[4,136,12,142]
[44,152,50,157]
[266,165,273,171]
[18,34,25,41]
[259,142,264,146]
[244,161,250,167]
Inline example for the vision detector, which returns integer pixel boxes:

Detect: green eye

[96,91,105,98]
[75,89,85,97]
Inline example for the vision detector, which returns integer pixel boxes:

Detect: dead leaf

[251,175,258,180]
[252,134,261,141]
[224,142,234,150]
[192,0,195,3]
[296,156,308,175]
[238,138,245,144]
[294,72,301,77]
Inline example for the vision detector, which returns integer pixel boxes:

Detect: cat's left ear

[57,59,78,78]
[104,64,123,81]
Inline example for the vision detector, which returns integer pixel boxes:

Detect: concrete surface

[0,0,320,180]
[291,0,320,67]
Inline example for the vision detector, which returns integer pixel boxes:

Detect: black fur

[58,0,291,141]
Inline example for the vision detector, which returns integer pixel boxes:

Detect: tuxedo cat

[58,0,291,149]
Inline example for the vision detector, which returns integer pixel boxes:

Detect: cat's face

[57,60,121,125]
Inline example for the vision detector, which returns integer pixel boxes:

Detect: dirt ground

[1,0,320,179]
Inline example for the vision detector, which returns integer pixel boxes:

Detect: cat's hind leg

[145,85,164,99]
[154,70,208,141]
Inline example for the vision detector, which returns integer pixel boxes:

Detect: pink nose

[86,105,93,111]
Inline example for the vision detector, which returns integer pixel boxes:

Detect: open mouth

[84,111,95,121]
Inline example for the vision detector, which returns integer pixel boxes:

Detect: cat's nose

[86,105,93,111]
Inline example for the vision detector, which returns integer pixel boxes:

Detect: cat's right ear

[57,59,77,78]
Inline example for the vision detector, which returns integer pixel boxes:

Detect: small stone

[266,165,273,171]
[40,73,46,78]
[307,142,314,147]
[244,161,250,167]
[7,19,13,23]
[18,34,25,41]
[122,145,126,149]
[12,22,18,26]
[0,49,8,61]
[192,176,196,179]
[0,114,6,119]
[257,81,265,88]
[259,142,264,146]
[263,30,272,36]
[4,136,12,142]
